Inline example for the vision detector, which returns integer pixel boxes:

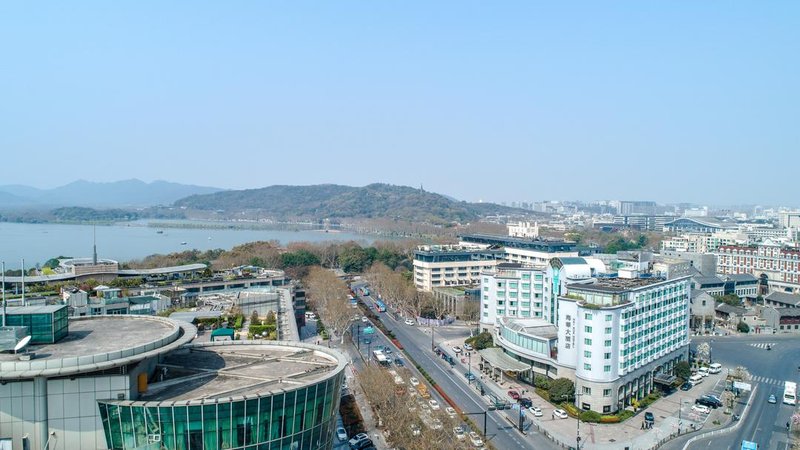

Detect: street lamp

[468,351,472,385]
[575,392,583,450]
[462,410,488,438]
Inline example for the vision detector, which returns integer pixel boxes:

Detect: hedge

[579,410,602,423]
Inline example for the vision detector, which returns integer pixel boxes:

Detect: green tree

[715,294,742,307]
[265,311,276,326]
[338,246,374,273]
[280,250,320,268]
[465,331,495,350]
[548,378,575,403]
[674,361,691,380]
[737,321,750,333]
[250,310,260,325]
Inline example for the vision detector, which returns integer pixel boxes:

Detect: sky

[1,2,798,205]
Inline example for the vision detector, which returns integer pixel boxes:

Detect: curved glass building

[98,341,345,450]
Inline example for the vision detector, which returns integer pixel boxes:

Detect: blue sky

[1,2,797,205]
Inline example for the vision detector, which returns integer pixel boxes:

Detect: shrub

[674,361,691,380]
[465,331,495,350]
[561,402,580,417]
[618,410,635,421]
[534,376,551,390]
[737,321,750,333]
[599,415,620,423]
[580,410,602,423]
[535,388,550,401]
[548,378,575,403]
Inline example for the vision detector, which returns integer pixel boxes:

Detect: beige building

[413,245,503,291]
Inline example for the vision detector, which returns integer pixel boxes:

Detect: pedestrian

[641,421,644,430]
[552,412,555,420]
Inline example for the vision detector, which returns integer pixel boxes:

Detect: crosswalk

[751,375,784,386]
[749,342,776,349]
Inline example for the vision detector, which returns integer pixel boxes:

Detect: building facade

[412,245,503,291]
[479,264,545,328]
[716,243,800,294]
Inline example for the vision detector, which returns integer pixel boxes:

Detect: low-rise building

[764,291,800,308]
[690,290,716,331]
[762,307,800,333]
[714,304,747,327]
[413,244,503,292]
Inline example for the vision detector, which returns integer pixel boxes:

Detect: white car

[453,346,463,354]
[453,426,466,440]
[410,423,421,436]
[553,409,568,419]
[529,406,543,417]
[336,426,348,441]
[361,316,369,323]
[692,404,711,414]
[464,343,474,351]
[445,406,457,418]
[409,377,420,386]
[429,399,441,410]
[469,431,484,447]
[405,318,415,325]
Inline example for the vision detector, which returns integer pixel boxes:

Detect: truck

[784,381,796,405]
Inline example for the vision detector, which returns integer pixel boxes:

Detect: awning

[653,374,677,385]
[479,348,531,372]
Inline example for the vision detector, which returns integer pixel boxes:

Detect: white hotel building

[481,270,691,414]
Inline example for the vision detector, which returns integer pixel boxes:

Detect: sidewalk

[438,337,741,450]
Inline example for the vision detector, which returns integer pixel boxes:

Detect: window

[604,340,611,347]
[585,326,592,333]
[584,363,592,370]
[603,389,612,397]
[604,365,611,372]
[584,338,592,345]
[585,313,593,320]
[603,405,611,413]
[605,327,612,334]
[584,350,592,358]
[582,386,592,395]
[605,315,612,322]
[604,352,611,360]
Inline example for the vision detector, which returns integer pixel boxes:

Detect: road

[354,288,559,450]
[680,334,800,450]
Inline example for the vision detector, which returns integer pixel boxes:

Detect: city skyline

[1,2,798,205]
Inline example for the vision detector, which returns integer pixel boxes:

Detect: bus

[372,350,390,367]
[784,381,796,405]
[375,300,387,313]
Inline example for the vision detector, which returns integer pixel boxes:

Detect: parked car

[445,407,457,418]
[553,409,569,419]
[394,358,405,367]
[349,433,372,449]
[362,316,369,323]
[336,427,348,441]
[453,426,466,440]
[410,377,420,386]
[430,418,443,430]
[468,431,484,447]
[691,404,711,414]
[529,406,543,417]
[410,424,421,436]
[464,372,476,381]
[697,367,710,377]
[680,382,693,391]
[508,390,520,400]
[453,346,463,354]
[429,399,441,410]
[644,412,655,424]
[696,395,722,408]
[519,398,533,408]
[768,394,777,404]
[405,318,415,325]
[464,343,474,351]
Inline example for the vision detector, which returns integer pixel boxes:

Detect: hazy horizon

[1,2,797,205]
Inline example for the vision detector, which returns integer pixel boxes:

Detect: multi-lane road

[354,286,559,450]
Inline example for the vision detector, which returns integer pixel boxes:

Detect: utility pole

[468,351,472,384]
[575,392,582,450]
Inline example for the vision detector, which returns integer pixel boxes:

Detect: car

[691,404,711,414]
[336,427,348,441]
[696,396,722,408]
[348,433,371,448]
[553,409,568,419]
[429,399,441,410]
[453,346,463,354]
[383,348,393,354]
[464,372,477,381]
[362,338,371,345]
[394,358,405,367]
[464,343,474,351]
[680,382,692,391]
[445,406,457,418]
[508,390,520,400]
[405,318,415,325]
[350,439,373,450]
[429,418,443,430]
[697,367,709,377]
[453,426,466,440]
[768,394,777,404]
[529,406,543,417]
[468,431,484,447]
[362,316,369,323]
[644,412,655,424]
[519,398,533,408]
[410,377,420,386]
[410,424,421,436]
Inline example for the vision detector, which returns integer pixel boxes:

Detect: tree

[715,294,742,307]
[339,245,374,273]
[696,342,711,364]
[250,310,260,325]
[304,267,353,344]
[281,249,320,268]
[548,378,575,403]
[737,321,750,333]
[465,331,494,350]
[674,361,691,380]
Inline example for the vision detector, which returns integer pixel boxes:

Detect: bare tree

[304,266,354,344]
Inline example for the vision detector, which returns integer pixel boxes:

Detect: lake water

[0,221,373,269]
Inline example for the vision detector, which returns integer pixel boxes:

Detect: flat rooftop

[503,318,558,339]
[568,277,669,293]
[1,316,194,380]
[139,342,342,402]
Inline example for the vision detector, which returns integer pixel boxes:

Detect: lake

[0,221,374,269]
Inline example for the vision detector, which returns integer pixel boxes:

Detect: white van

[697,367,710,377]
[689,374,704,385]
[708,363,722,374]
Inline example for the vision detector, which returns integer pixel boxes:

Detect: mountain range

[175,183,529,224]
[0,179,223,208]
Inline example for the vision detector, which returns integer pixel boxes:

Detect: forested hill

[174,183,527,224]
